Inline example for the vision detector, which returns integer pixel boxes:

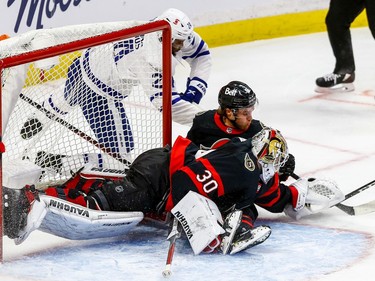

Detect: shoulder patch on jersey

[244,153,255,171]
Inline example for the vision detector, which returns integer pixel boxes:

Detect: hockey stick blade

[335,200,375,216]
[331,179,375,215]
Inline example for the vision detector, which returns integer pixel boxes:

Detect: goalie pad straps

[171,191,225,255]
[44,171,114,211]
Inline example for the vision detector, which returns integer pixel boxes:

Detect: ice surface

[2,27,375,281]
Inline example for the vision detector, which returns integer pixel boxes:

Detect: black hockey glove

[279,153,295,182]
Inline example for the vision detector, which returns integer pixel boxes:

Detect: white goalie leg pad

[3,159,42,189]
[171,191,225,255]
[285,178,345,220]
[35,195,143,240]
[15,198,48,245]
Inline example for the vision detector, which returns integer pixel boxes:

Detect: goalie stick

[291,173,375,216]
[19,93,132,169]
[334,179,375,216]
[162,217,181,278]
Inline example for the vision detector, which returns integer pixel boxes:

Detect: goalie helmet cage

[0,20,172,262]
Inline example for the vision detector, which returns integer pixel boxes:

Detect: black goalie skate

[3,185,38,239]
[220,210,271,255]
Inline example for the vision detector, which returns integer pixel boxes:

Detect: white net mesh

[1,21,170,188]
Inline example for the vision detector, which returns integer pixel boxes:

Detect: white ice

[1,27,375,281]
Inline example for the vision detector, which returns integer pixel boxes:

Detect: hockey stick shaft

[19,93,131,168]
[162,217,180,278]
[291,173,375,215]
[342,179,375,201]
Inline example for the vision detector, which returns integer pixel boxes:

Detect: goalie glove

[180,77,207,104]
[285,178,345,220]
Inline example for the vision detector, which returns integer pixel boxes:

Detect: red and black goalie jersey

[165,136,293,221]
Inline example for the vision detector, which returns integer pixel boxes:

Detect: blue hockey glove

[180,77,207,104]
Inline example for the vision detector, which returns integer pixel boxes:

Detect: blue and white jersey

[176,31,212,90]
[80,32,162,102]
[78,26,212,125]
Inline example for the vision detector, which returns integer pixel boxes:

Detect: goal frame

[0,20,172,263]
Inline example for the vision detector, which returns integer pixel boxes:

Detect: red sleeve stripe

[257,188,280,208]
[166,136,193,212]
[256,174,281,207]
[197,158,225,196]
[169,136,192,175]
[289,185,299,209]
[257,173,280,199]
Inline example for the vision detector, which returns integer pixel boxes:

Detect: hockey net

[0,20,172,261]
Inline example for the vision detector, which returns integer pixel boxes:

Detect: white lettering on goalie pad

[36,195,143,240]
[171,191,225,255]
[80,163,127,179]
[3,159,42,189]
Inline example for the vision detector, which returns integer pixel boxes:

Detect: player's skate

[3,185,38,239]
[229,225,271,255]
[220,210,271,255]
[220,210,243,255]
[315,72,355,94]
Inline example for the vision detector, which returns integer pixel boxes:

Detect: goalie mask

[251,127,289,176]
[158,8,193,42]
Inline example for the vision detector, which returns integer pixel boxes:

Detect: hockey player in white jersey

[20,8,212,161]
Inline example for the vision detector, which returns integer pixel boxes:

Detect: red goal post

[0,20,172,262]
